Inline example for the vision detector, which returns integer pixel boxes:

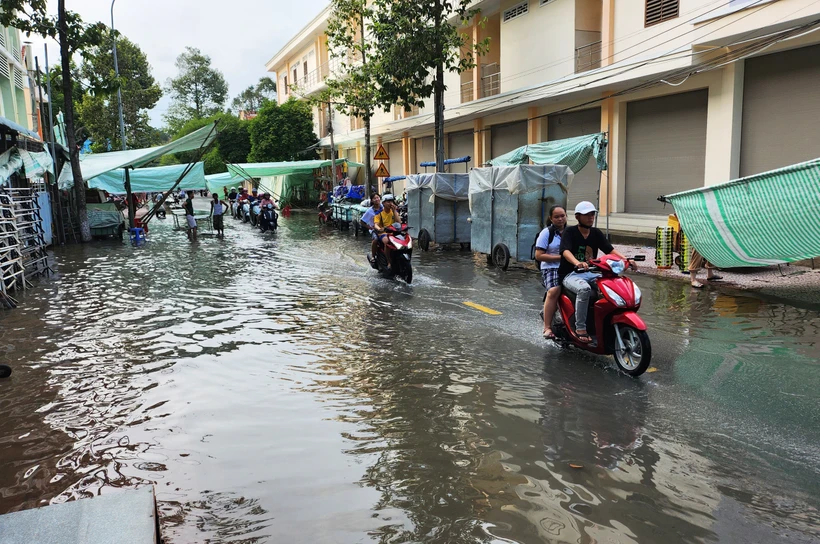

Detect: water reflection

[0,216,818,543]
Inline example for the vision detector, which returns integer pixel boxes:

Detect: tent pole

[125,167,135,229]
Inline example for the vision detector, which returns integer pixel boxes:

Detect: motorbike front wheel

[613,326,651,376]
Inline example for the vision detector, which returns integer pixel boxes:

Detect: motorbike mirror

[632,255,646,262]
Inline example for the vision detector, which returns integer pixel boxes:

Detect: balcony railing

[290,56,346,95]
[461,81,474,103]
[575,41,602,73]
[481,63,500,98]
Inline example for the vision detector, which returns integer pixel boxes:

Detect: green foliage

[164,47,229,134]
[248,99,318,163]
[324,0,379,121]
[0,1,106,55]
[167,112,251,175]
[231,77,277,114]
[77,30,162,151]
[371,0,487,111]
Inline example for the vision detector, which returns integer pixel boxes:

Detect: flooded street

[1,213,819,543]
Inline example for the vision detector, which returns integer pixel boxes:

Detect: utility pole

[360,11,372,198]
[111,0,134,229]
[434,0,445,174]
[327,102,337,187]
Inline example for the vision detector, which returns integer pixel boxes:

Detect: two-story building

[267,0,820,234]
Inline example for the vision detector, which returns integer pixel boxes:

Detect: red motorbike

[551,254,651,376]
[369,224,413,284]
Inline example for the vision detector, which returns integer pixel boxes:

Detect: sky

[29,0,329,127]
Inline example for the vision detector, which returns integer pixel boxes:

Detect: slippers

[708,275,724,281]
[691,281,705,288]
[576,331,592,343]
[543,330,556,340]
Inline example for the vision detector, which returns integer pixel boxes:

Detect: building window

[645,0,679,26]
[539,0,555,5]
[503,2,528,22]
[283,76,288,94]
[304,61,308,77]
[293,68,298,84]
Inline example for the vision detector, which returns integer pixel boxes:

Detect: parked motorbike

[259,204,278,232]
[249,202,262,227]
[397,202,408,224]
[369,224,413,284]
[318,202,333,225]
[238,201,251,223]
[550,254,650,376]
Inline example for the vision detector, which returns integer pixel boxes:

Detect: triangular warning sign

[374,163,390,178]
[374,144,390,160]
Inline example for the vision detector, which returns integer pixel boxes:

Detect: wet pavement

[1,212,819,543]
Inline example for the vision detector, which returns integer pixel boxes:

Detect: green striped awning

[664,158,820,268]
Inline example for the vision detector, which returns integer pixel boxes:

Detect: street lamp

[111,0,126,151]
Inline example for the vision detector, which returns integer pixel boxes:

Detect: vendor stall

[469,164,573,270]
[406,173,470,251]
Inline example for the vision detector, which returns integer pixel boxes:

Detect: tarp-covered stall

[227,159,364,207]
[89,162,207,194]
[662,157,820,269]
[406,173,470,251]
[469,164,573,269]
[487,133,607,173]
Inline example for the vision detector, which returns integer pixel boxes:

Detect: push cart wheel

[418,229,431,252]
[156,209,166,220]
[460,243,469,250]
[0,364,11,378]
[492,243,510,271]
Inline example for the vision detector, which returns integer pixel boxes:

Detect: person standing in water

[210,193,228,238]
[185,191,197,242]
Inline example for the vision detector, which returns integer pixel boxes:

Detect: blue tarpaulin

[88,163,207,194]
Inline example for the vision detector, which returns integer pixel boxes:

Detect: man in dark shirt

[184,191,197,242]
[558,201,635,342]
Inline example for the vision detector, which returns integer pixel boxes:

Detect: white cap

[574,201,597,215]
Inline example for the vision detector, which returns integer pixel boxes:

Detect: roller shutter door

[387,141,404,176]
[447,130,474,168]
[548,107,601,212]
[491,120,527,160]
[415,137,435,171]
[740,44,820,177]
[625,90,708,215]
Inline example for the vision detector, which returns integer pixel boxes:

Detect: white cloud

[27,0,329,128]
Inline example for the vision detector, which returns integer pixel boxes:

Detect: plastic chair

[129,227,146,246]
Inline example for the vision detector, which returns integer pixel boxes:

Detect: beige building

[267,0,820,233]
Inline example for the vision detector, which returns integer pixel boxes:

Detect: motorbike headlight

[607,259,625,275]
[602,285,626,307]
[633,284,642,305]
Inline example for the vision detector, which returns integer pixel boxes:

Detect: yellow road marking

[463,301,502,315]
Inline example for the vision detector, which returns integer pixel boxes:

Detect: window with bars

[503,2,529,22]
[0,62,9,79]
[13,68,23,89]
[539,0,555,5]
[645,0,679,26]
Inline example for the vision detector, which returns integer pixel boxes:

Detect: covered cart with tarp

[88,162,207,194]
[660,157,820,269]
[406,173,470,251]
[227,158,364,208]
[469,164,573,270]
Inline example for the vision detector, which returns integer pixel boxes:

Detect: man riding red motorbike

[552,201,651,376]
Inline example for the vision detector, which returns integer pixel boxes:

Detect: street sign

[374,144,390,160]
[374,163,390,178]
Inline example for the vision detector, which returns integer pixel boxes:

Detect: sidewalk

[612,243,820,306]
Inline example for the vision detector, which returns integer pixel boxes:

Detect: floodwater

[1,212,819,544]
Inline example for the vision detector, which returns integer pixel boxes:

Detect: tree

[248,99,318,163]
[0,0,106,243]
[77,30,162,151]
[324,0,379,196]
[164,113,251,175]
[231,77,276,115]
[372,0,487,172]
[164,47,228,133]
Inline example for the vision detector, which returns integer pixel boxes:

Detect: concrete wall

[500,0,576,92]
